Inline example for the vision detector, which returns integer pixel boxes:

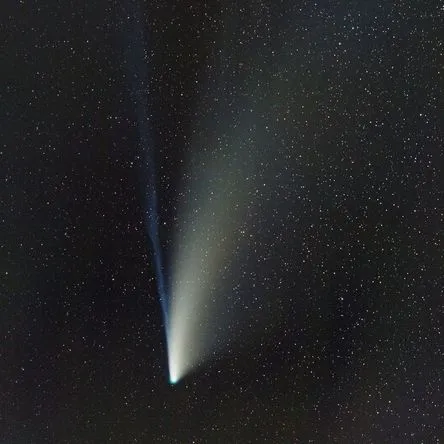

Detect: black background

[1,1,442,442]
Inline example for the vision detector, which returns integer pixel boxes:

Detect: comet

[124,1,276,385]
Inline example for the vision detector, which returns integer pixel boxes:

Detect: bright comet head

[167,336,183,384]
[169,376,178,385]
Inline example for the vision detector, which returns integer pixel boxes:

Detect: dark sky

[1,1,443,443]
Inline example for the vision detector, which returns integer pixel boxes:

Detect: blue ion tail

[144,195,171,363]
[122,0,173,385]
[145,205,175,385]
[137,114,172,384]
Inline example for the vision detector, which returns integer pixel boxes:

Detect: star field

[1,0,442,442]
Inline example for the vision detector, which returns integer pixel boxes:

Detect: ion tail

[121,1,170,331]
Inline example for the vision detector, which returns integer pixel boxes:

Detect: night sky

[2,1,443,443]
